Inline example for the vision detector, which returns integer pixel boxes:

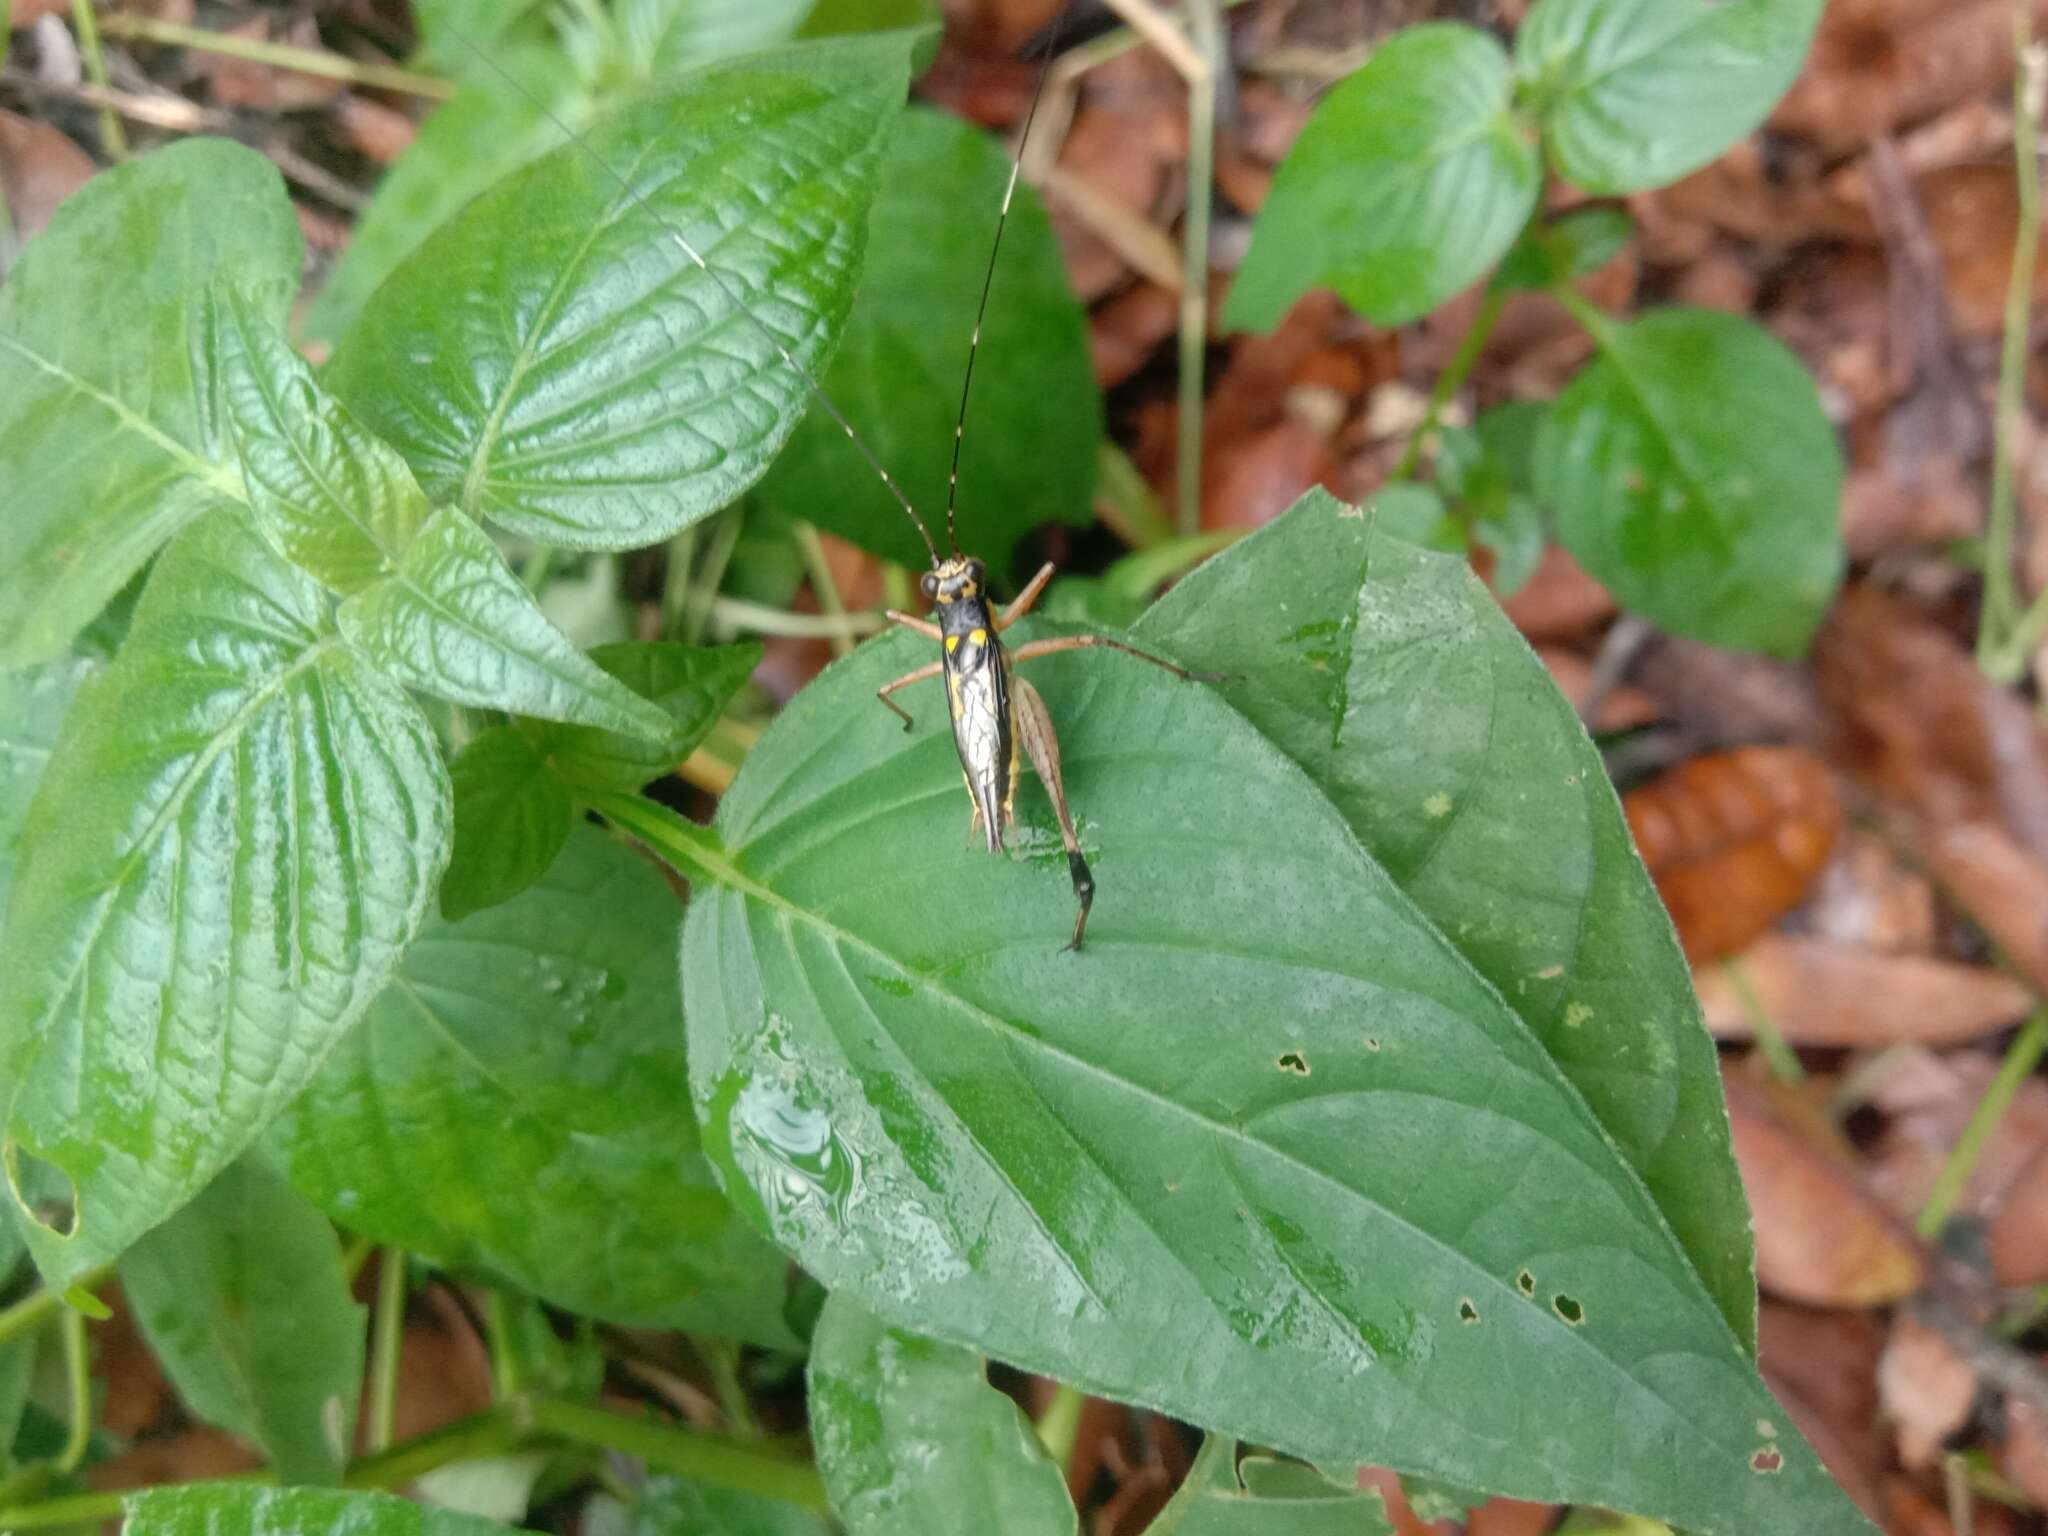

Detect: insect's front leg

[876,660,943,730]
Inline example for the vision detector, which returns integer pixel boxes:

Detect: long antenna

[944,9,1068,556]
[441,26,943,567]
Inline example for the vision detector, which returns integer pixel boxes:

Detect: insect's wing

[946,637,1013,852]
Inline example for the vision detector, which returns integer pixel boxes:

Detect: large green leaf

[119,1157,364,1484]
[0,511,450,1288]
[593,1475,829,1536]
[1223,26,1540,332]
[126,1484,513,1536]
[809,1292,1076,1536]
[0,654,97,918]
[1134,490,1755,1352]
[326,36,915,550]
[1151,1439,1393,1536]
[1533,306,1843,656]
[1517,0,1824,194]
[336,506,675,738]
[755,105,1100,570]
[0,139,300,666]
[602,574,1869,1533]
[629,0,817,73]
[521,639,762,795]
[272,827,794,1345]
[215,286,429,593]
[441,726,576,920]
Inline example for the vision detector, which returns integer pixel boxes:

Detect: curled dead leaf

[1498,544,1615,642]
[1698,934,2030,1047]
[1878,1313,1978,1468]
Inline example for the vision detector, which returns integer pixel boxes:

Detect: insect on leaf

[0,510,449,1291]
[325,33,919,550]
[0,139,301,667]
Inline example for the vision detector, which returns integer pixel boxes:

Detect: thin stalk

[344,1403,530,1490]
[485,1291,521,1400]
[694,1335,759,1438]
[1175,0,1221,537]
[1919,1009,2048,1238]
[792,520,854,659]
[1036,1383,1084,1467]
[1720,958,1804,1085]
[0,1263,113,1349]
[681,510,743,646]
[95,13,456,99]
[663,524,700,639]
[367,1248,407,1454]
[1392,286,1507,481]
[521,544,556,597]
[70,0,127,159]
[526,1395,828,1510]
[54,1307,89,1476]
[707,595,882,640]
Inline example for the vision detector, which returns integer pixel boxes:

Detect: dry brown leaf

[1697,934,2030,1047]
[1463,1499,1562,1535]
[1841,454,1982,561]
[1727,1075,1926,1307]
[1987,1143,2048,1284]
[1201,417,1336,531]
[0,108,94,261]
[88,1428,264,1492]
[1924,820,2048,993]
[94,1285,171,1438]
[1879,1313,1978,1468]
[1090,280,1179,390]
[1998,1391,2048,1506]
[1533,646,1660,731]
[7,0,69,27]
[1625,746,1842,963]
[1919,163,2048,336]
[1863,1047,2048,1231]
[1803,830,1941,954]
[1759,1300,1892,1523]
[333,93,419,167]
[201,15,346,112]
[1498,544,1615,642]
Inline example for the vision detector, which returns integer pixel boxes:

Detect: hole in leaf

[1751,1448,1784,1475]
[4,1137,79,1238]
[1362,1036,1381,1052]
[1276,1051,1310,1075]
[1552,1293,1584,1325]
[1457,1298,1479,1324]
[1516,1269,1536,1297]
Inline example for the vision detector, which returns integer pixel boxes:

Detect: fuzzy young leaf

[1533,307,1844,656]
[127,1484,513,1536]
[1138,491,1755,1347]
[442,726,576,920]
[119,1158,364,1484]
[0,511,449,1290]
[629,496,1868,1531]
[326,36,916,549]
[521,640,763,795]
[337,507,675,739]
[0,140,300,666]
[755,105,1100,570]
[215,286,428,592]
[809,1293,1077,1536]
[1153,1439,1393,1536]
[1516,0,1825,194]
[1223,26,1540,332]
[273,828,794,1345]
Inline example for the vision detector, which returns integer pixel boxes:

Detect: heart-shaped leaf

[1223,25,1540,332]
[599,530,1870,1532]
[272,827,795,1345]
[1134,490,1755,1349]
[1151,1439,1393,1536]
[0,510,450,1289]
[326,35,916,550]
[1517,0,1825,194]
[215,286,429,593]
[0,139,300,666]
[127,1484,513,1536]
[442,726,576,920]
[521,639,762,795]
[809,1292,1077,1536]
[119,1157,364,1485]
[1533,306,1844,656]
[336,507,675,738]
[754,105,1100,571]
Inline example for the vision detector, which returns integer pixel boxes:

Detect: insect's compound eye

[919,571,938,599]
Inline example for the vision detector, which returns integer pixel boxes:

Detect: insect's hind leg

[1012,675,1094,951]
[877,659,943,730]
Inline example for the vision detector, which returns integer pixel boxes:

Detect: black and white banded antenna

[942,6,1069,556]
[441,24,945,566]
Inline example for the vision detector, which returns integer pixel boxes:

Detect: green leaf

[119,1157,364,1484]
[628,0,816,72]
[442,726,576,920]
[1516,0,1825,194]
[214,286,429,593]
[0,510,450,1289]
[326,37,915,550]
[272,827,795,1345]
[0,654,98,920]
[620,501,1867,1531]
[1153,1439,1393,1536]
[336,507,676,738]
[1533,306,1843,655]
[1136,490,1756,1349]
[1494,207,1634,292]
[602,1474,830,1536]
[1223,26,1540,332]
[0,139,301,666]
[755,105,1100,570]
[126,1483,514,1536]
[809,1292,1076,1536]
[0,1332,36,1474]
[521,640,763,795]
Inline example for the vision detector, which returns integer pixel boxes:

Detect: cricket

[456,8,1219,950]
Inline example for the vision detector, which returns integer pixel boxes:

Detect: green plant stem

[708,595,882,640]
[1175,0,1221,538]
[1979,23,2048,680]
[792,520,854,659]
[1720,958,1804,1085]
[69,0,127,160]
[95,12,456,98]
[1036,1382,1084,1467]
[521,544,556,597]
[55,1305,89,1475]
[694,1335,759,1438]
[367,1247,406,1454]
[1919,1009,2048,1238]
[0,1262,113,1349]
[1392,287,1507,482]
[526,1396,828,1509]
[681,510,744,646]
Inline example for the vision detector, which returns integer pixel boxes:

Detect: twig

[68,0,127,158]
[367,1248,407,1454]
[1042,167,1182,290]
[792,520,854,659]
[706,595,882,640]
[1176,0,1222,539]
[1392,287,1507,481]
[95,13,456,100]
[0,66,230,131]
[1092,0,1205,81]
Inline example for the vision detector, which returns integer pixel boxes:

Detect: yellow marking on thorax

[969,627,987,646]
[945,634,960,654]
